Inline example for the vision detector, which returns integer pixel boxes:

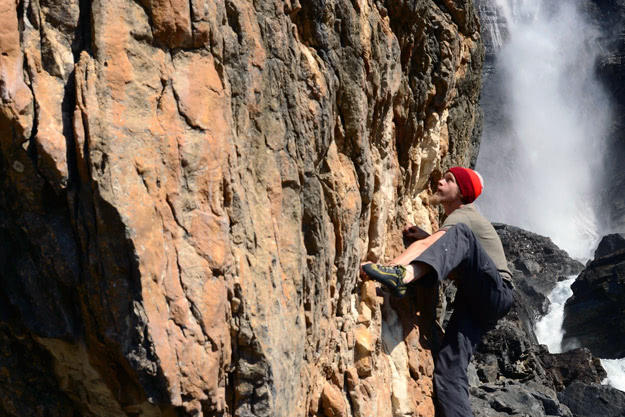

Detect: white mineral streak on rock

[411,110,448,193]
[381,303,412,416]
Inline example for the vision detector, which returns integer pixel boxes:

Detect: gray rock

[558,381,625,417]
[594,233,625,259]
[583,0,625,232]
[562,244,625,358]
[538,348,607,392]
[472,381,573,417]
[494,223,583,333]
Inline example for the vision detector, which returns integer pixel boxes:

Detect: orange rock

[0,0,484,414]
[0,0,34,138]
[320,383,347,417]
[150,0,193,48]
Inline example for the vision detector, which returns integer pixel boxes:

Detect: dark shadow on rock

[562,234,625,359]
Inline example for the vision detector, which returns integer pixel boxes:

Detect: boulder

[558,381,625,417]
[594,233,625,259]
[562,237,625,358]
[538,348,607,392]
[495,224,584,299]
[493,224,584,338]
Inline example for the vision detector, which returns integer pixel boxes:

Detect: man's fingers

[359,261,372,280]
[402,225,417,234]
[403,225,430,241]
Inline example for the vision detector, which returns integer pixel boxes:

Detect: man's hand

[402,224,430,242]
[359,262,372,281]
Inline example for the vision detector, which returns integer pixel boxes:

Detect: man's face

[431,171,463,205]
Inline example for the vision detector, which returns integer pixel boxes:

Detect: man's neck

[443,201,464,216]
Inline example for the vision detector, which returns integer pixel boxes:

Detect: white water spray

[534,277,575,353]
[601,359,625,392]
[476,0,611,261]
[535,278,625,392]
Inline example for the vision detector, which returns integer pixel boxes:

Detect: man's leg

[362,223,509,298]
[434,298,484,417]
[426,224,513,415]
[434,276,513,416]
[415,224,490,282]
[414,223,514,318]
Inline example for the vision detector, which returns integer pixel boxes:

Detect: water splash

[534,276,576,353]
[601,359,625,392]
[476,0,611,261]
[535,278,625,392]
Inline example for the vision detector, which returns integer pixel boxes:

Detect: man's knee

[449,222,473,237]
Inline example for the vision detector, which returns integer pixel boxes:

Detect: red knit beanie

[447,167,484,204]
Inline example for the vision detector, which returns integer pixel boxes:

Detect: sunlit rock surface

[0,0,484,415]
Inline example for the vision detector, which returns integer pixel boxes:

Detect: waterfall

[475,0,611,261]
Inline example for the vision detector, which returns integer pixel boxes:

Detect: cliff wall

[0,0,483,415]
[588,0,625,232]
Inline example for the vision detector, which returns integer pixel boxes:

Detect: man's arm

[391,229,446,265]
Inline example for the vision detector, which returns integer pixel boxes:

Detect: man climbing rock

[361,167,514,417]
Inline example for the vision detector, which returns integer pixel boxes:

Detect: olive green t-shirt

[441,204,513,284]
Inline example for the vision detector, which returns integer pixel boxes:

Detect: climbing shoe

[361,264,407,298]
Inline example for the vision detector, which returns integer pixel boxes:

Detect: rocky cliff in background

[562,233,625,359]
[470,226,625,417]
[584,0,625,232]
[0,0,484,415]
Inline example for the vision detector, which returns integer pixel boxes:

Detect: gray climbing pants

[413,223,514,417]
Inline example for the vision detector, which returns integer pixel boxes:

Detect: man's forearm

[391,230,446,265]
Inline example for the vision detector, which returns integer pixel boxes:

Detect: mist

[476,0,611,261]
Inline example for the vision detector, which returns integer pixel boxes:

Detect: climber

[360,166,514,417]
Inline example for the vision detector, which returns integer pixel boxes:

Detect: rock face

[584,0,625,232]
[562,235,625,358]
[0,0,484,415]
[474,0,508,80]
